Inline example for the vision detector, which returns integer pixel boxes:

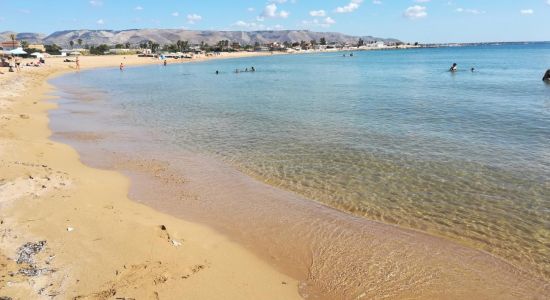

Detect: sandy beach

[0,54,302,299]
[1,53,549,299]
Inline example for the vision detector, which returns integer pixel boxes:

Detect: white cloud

[302,16,336,28]
[89,0,102,7]
[247,7,255,12]
[324,17,336,25]
[187,14,202,24]
[233,20,266,30]
[134,6,143,11]
[234,20,249,27]
[335,0,363,13]
[520,9,534,15]
[310,10,326,17]
[404,5,427,19]
[260,4,289,19]
[456,8,485,14]
[414,0,431,3]
[547,0,550,5]
[96,19,104,25]
[171,11,179,17]
[372,0,382,5]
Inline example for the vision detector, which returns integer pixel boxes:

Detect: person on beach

[15,56,21,72]
[215,70,219,75]
[163,60,167,66]
[120,63,124,71]
[8,56,15,72]
[450,63,458,72]
[543,69,550,82]
[75,56,80,71]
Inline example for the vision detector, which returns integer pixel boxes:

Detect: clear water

[52,44,550,281]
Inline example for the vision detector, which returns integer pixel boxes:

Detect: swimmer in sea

[450,63,457,72]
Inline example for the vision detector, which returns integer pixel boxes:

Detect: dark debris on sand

[16,241,46,265]
[15,241,54,277]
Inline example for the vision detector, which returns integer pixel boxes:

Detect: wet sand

[48,65,550,298]
[0,55,301,299]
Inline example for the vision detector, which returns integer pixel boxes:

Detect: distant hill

[1,29,400,47]
[0,31,46,44]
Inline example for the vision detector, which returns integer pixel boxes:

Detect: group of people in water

[109,58,550,82]
[449,63,476,73]
[219,66,255,74]
[451,63,549,82]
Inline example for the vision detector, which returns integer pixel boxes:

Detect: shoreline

[0,53,303,299]
[2,53,549,299]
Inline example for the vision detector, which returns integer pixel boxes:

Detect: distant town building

[255,45,271,52]
[108,48,134,54]
[1,40,21,50]
[231,42,241,50]
[27,44,46,52]
[61,48,87,56]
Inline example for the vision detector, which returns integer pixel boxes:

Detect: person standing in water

[120,63,124,71]
[163,60,167,66]
[75,56,80,71]
[543,69,550,82]
[450,63,458,72]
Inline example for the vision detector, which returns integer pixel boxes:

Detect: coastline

[0,54,302,299]
[2,53,549,299]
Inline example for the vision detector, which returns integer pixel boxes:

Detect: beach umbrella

[10,47,27,55]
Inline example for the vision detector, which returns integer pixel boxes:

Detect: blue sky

[1,0,549,43]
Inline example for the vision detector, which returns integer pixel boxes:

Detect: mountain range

[0,29,400,47]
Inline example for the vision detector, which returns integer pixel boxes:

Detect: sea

[50,43,550,292]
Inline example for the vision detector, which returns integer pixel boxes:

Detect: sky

[1,0,549,43]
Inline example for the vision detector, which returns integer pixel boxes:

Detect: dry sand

[0,54,301,299]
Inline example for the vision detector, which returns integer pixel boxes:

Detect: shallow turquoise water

[52,44,550,280]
